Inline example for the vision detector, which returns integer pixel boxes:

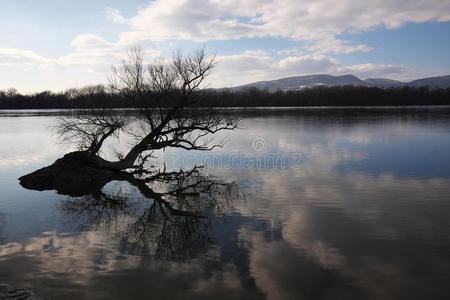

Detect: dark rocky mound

[0,283,40,300]
[18,151,123,197]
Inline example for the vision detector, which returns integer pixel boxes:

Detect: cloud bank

[1,0,450,92]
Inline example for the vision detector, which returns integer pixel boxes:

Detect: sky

[1,0,450,93]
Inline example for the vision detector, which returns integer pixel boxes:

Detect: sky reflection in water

[1,108,450,299]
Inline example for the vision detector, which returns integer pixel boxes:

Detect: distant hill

[363,78,405,88]
[408,75,450,89]
[230,74,367,92]
[229,74,450,91]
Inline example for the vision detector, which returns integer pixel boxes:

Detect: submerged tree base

[18,151,127,197]
[0,283,40,300]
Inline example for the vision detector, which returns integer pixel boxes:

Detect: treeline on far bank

[1,85,450,109]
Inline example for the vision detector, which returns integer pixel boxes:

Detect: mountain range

[229,74,450,92]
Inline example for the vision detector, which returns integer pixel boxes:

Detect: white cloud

[105,7,126,24]
[1,34,132,71]
[276,48,304,56]
[122,0,450,53]
[306,38,373,55]
[124,0,262,42]
[0,48,52,66]
[71,34,113,51]
[59,34,129,71]
[276,55,338,73]
[0,33,161,93]
[340,63,405,78]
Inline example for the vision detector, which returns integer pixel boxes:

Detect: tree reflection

[0,212,5,244]
[55,167,239,262]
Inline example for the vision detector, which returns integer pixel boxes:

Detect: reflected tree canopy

[25,164,239,262]
[0,212,5,244]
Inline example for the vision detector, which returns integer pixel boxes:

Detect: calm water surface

[1,107,450,299]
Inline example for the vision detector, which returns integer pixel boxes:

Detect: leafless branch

[57,46,239,172]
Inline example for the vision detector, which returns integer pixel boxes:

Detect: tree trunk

[89,136,153,171]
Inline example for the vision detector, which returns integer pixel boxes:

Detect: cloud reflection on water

[1,108,450,299]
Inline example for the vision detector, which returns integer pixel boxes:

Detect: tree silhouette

[53,47,238,172]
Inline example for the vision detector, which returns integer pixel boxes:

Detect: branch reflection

[58,167,240,262]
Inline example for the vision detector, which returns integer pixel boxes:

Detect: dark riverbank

[1,85,450,109]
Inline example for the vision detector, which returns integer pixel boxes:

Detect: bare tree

[19,48,242,259]
[55,47,238,172]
